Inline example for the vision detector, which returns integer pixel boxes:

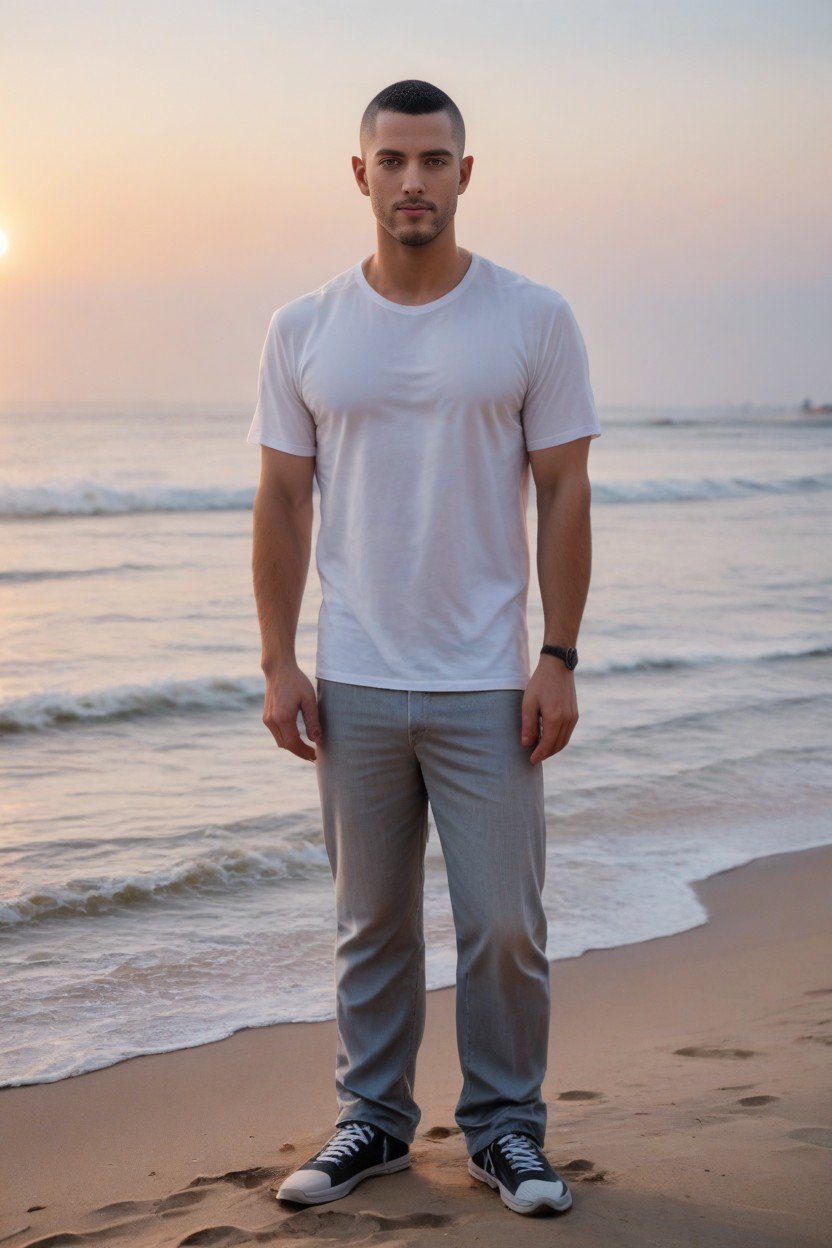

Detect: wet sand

[2,841,831,1247]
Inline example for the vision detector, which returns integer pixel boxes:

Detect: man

[247,79,601,1218]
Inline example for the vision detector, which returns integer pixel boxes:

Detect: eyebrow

[374,148,454,158]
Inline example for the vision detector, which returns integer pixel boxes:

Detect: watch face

[566,647,578,669]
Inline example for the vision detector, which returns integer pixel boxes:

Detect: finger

[300,694,322,744]
[528,723,560,765]
[552,716,578,755]
[540,711,578,760]
[275,713,317,763]
[263,702,286,747]
[545,716,571,756]
[520,701,541,747]
[284,725,317,762]
[282,734,316,762]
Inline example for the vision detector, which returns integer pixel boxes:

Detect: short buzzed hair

[360,79,466,159]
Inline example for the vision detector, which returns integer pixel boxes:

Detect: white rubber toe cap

[514,1177,569,1204]
[278,1168,332,1198]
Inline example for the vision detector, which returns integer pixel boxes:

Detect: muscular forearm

[535,475,593,649]
[251,492,312,674]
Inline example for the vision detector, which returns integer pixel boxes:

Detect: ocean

[1,400,830,1087]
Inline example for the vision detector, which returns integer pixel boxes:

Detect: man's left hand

[521,662,579,765]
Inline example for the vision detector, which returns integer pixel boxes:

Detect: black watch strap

[540,644,578,670]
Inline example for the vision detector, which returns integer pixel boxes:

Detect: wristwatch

[540,644,578,670]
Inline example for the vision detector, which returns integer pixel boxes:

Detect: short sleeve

[245,312,317,456]
[521,297,602,451]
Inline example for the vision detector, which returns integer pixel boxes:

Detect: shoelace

[316,1121,376,1163]
[495,1132,547,1173]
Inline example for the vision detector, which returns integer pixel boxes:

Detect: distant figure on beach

[247,78,601,1218]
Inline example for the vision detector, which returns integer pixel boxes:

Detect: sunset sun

[0,230,9,257]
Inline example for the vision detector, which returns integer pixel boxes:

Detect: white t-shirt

[246,250,601,691]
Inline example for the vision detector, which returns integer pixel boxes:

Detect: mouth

[398,206,430,216]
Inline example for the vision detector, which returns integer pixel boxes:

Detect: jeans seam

[398,811,428,1103]
[408,691,431,746]
[465,965,470,1090]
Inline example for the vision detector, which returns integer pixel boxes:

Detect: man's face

[355,110,472,247]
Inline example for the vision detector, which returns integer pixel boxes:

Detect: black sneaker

[276,1119,411,1205]
[468,1130,572,1215]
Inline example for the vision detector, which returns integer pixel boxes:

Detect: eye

[379,158,447,168]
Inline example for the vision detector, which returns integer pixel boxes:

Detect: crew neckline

[353,251,481,315]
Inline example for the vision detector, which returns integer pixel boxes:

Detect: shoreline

[6,836,830,1091]
[2,839,831,1246]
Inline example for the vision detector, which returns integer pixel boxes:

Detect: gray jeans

[314,677,551,1158]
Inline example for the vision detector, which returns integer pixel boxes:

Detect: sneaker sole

[277,1153,411,1205]
[467,1158,573,1215]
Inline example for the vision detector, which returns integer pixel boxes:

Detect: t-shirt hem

[524,425,602,451]
[246,431,317,456]
[315,669,529,692]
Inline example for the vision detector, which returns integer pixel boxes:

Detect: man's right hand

[261,662,322,763]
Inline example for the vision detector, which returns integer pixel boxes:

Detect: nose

[400,163,426,196]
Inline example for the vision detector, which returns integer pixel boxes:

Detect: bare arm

[251,445,321,762]
[521,435,594,765]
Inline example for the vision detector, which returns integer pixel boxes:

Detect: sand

[1,841,831,1247]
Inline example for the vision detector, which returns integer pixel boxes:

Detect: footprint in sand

[674,1046,757,1060]
[737,1095,779,1107]
[788,1127,832,1149]
[158,1190,214,1213]
[279,1208,455,1239]
[188,1166,280,1191]
[91,1196,178,1217]
[18,1189,214,1248]
[422,1125,460,1139]
[557,1090,603,1101]
[177,1227,251,1246]
[803,988,832,996]
[86,1189,208,1221]
[560,1158,606,1182]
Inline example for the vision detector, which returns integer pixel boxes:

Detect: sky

[0,0,830,407]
